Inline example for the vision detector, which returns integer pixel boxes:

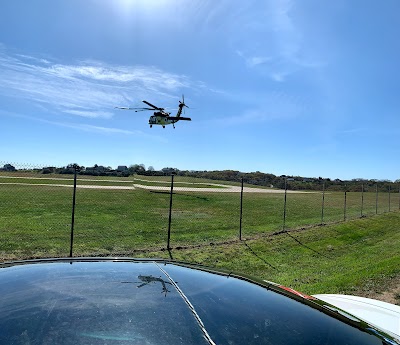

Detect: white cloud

[56,123,137,135]
[247,56,270,67]
[64,110,114,119]
[233,0,325,81]
[0,49,198,119]
[0,109,167,141]
[15,54,51,65]
[337,127,367,135]
[271,72,287,82]
[236,51,272,68]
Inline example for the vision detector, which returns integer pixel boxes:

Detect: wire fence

[0,163,399,261]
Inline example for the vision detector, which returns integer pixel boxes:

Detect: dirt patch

[355,274,400,305]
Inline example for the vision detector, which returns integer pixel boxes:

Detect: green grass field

[0,174,398,256]
[1,174,400,298]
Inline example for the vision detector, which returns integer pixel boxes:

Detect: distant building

[117,165,128,172]
[86,165,106,172]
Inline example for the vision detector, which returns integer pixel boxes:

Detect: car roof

[0,258,398,345]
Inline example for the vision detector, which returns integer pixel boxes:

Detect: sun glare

[116,0,169,12]
[110,0,171,22]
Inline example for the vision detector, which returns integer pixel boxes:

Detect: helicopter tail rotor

[179,94,189,114]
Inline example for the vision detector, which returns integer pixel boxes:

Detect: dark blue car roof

[0,258,397,344]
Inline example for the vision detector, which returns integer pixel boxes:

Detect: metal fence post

[321,182,325,224]
[283,177,287,231]
[375,184,378,214]
[167,174,174,250]
[239,177,244,240]
[361,183,364,217]
[69,165,78,258]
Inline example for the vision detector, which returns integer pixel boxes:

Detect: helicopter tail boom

[169,116,191,121]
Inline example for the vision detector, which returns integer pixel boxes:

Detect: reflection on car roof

[0,258,398,345]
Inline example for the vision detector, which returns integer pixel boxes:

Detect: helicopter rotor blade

[115,107,154,111]
[115,107,136,110]
[142,100,163,110]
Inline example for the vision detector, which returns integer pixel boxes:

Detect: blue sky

[1,0,399,180]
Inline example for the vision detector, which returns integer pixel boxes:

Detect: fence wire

[0,163,399,261]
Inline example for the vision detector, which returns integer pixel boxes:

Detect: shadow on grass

[281,230,329,258]
[243,241,277,270]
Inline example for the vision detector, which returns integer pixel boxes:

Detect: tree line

[173,170,399,192]
[5,163,399,192]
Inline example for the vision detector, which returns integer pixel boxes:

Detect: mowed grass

[0,176,227,189]
[0,179,398,260]
[0,172,269,189]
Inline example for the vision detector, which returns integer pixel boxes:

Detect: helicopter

[115,95,191,128]
[119,275,173,297]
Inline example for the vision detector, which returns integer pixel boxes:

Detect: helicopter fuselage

[149,106,191,128]
[149,114,177,128]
